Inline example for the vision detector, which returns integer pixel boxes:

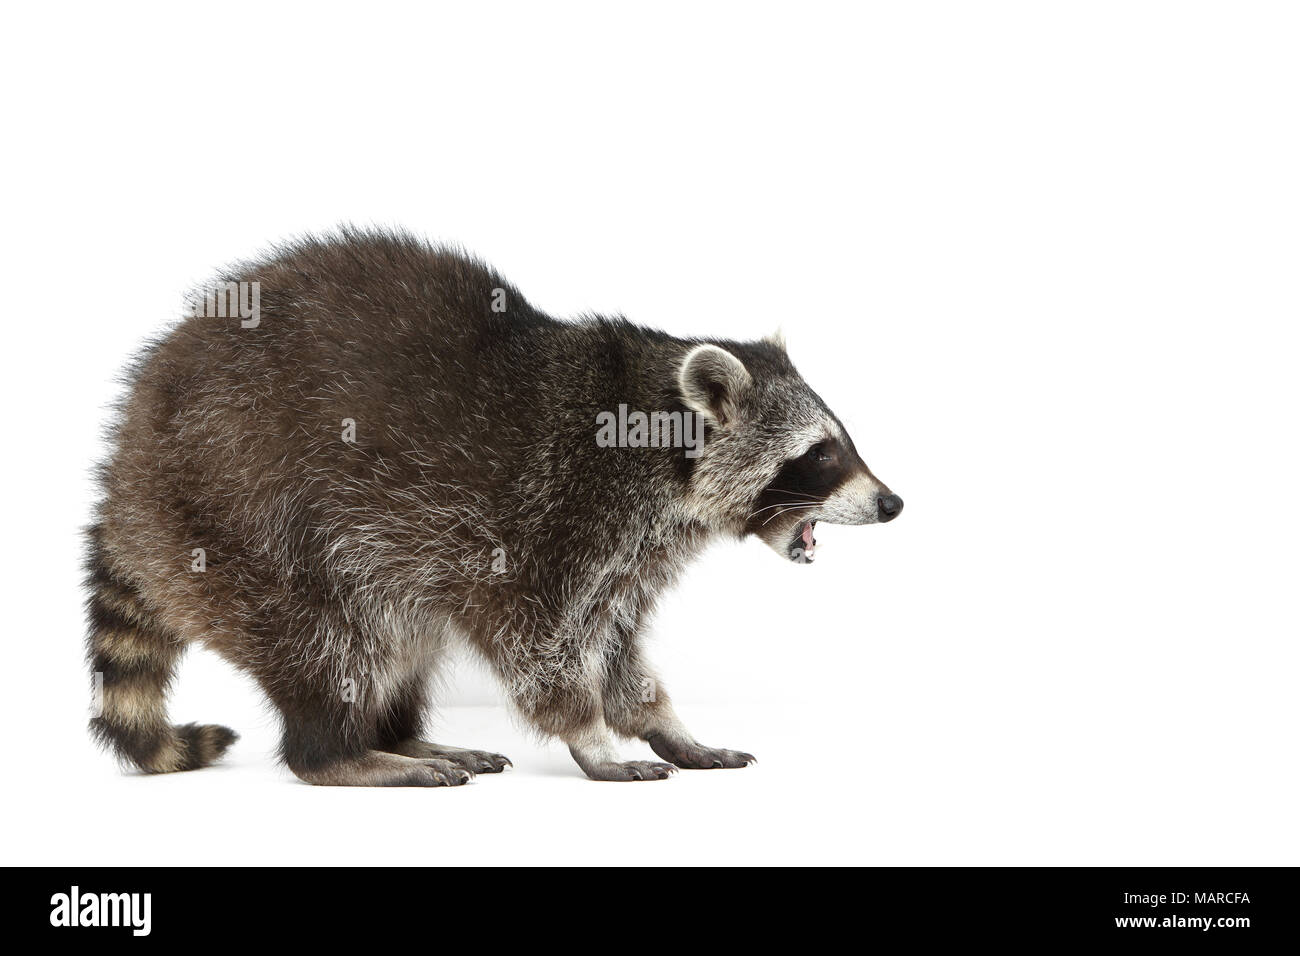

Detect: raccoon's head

[677,337,902,563]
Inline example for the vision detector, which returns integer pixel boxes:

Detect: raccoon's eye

[806,443,832,463]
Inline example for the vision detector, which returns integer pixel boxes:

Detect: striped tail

[85,525,237,773]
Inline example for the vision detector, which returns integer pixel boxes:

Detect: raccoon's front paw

[647,734,755,770]
[583,759,678,782]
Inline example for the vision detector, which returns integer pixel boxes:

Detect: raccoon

[86,228,903,786]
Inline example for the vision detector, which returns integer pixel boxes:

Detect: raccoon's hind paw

[385,739,512,774]
[583,759,678,782]
[291,751,474,787]
[646,734,755,770]
[431,748,511,774]
[386,758,475,788]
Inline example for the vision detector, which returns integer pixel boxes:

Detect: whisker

[748,500,815,517]
[764,488,820,500]
[761,504,816,526]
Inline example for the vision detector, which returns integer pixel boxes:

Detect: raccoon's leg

[603,636,755,771]
[278,690,474,788]
[497,636,676,781]
[565,715,678,781]
[266,654,470,788]
[85,532,238,774]
[374,675,511,774]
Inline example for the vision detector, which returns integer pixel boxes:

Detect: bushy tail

[85,525,237,773]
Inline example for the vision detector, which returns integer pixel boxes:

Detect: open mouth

[791,519,817,562]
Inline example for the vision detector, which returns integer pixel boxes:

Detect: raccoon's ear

[677,344,752,428]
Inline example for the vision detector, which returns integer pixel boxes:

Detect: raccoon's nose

[877,494,904,522]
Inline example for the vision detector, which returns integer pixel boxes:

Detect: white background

[2,2,1297,865]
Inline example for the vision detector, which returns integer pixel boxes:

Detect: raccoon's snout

[877,494,904,522]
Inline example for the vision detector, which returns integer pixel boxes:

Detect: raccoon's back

[100,231,556,578]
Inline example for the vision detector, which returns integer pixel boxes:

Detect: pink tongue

[801,523,814,548]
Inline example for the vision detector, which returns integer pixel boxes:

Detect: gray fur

[85,227,901,785]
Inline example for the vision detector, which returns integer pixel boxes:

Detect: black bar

[12,867,1295,944]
